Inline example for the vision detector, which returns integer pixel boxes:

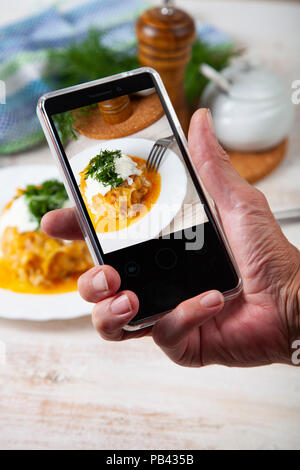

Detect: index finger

[41,208,84,240]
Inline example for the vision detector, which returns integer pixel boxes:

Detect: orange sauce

[0,258,79,294]
[80,156,161,233]
[0,186,92,295]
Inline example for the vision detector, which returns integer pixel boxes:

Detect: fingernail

[92,270,108,292]
[111,294,132,316]
[200,291,223,309]
[206,109,215,133]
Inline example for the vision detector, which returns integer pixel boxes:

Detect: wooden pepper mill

[136,0,196,133]
[98,95,133,125]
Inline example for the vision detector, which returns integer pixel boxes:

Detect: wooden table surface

[0,0,300,450]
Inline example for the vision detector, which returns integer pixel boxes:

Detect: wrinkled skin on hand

[42,109,300,368]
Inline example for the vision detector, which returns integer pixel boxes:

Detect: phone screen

[47,72,240,325]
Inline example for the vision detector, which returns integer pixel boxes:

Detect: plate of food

[0,165,93,321]
[71,138,187,253]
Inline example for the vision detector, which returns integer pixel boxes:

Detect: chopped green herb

[53,104,98,143]
[52,111,77,143]
[45,30,139,91]
[24,179,68,227]
[45,30,241,141]
[85,149,123,189]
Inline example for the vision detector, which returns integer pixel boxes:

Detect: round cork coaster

[228,139,288,184]
[73,93,164,140]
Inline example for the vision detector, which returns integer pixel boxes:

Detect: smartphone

[37,67,242,330]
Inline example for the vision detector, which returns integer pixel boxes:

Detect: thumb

[188,108,252,213]
[152,290,224,351]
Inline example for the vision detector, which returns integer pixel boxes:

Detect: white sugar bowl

[200,62,294,152]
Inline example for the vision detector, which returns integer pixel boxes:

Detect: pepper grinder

[98,95,133,125]
[136,0,196,133]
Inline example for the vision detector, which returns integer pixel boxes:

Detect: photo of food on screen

[52,89,207,254]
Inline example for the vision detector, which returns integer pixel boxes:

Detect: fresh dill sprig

[45,29,139,90]
[45,30,240,141]
[24,179,68,227]
[85,149,123,189]
[53,104,99,143]
[52,111,77,143]
[45,30,139,142]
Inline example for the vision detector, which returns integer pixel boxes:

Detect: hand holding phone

[37,68,241,330]
[42,108,299,367]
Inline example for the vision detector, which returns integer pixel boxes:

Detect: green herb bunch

[46,30,139,90]
[52,104,98,143]
[85,149,123,189]
[46,29,139,143]
[46,29,239,142]
[24,180,68,227]
[52,111,77,143]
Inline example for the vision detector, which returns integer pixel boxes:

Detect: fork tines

[147,144,168,172]
[146,135,175,172]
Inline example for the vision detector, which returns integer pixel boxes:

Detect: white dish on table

[0,164,92,321]
[0,141,187,320]
[71,138,187,254]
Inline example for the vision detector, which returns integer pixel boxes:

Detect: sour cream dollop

[0,195,71,239]
[0,195,38,237]
[84,153,142,209]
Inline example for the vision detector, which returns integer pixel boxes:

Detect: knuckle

[92,304,112,335]
[175,303,193,329]
[99,316,114,336]
[152,306,187,349]
[217,144,230,162]
[152,323,172,349]
[252,187,268,207]
[77,284,91,302]
[92,302,123,341]
[77,276,93,301]
[78,266,96,284]
[233,186,269,218]
[151,325,166,347]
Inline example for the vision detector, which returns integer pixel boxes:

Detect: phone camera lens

[124,261,140,277]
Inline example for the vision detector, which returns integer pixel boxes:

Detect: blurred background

[0,0,299,450]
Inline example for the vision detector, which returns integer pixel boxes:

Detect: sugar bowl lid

[200,60,289,102]
[200,60,294,152]
[224,63,288,101]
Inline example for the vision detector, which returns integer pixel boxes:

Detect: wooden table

[0,0,300,450]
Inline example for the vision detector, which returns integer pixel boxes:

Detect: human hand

[42,109,300,367]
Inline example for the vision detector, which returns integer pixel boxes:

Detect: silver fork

[146,135,175,172]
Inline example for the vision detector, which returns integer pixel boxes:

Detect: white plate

[71,138,187,254]
[0,164,92,321]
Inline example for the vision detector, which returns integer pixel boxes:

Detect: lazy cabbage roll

[0,180,93,293]
[79,149,161,233]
